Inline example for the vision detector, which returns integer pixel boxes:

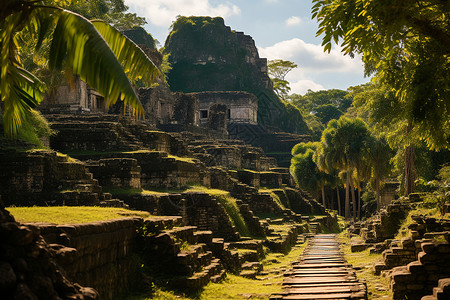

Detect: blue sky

[124,0,370,95]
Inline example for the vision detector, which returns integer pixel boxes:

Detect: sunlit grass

[395,207,449,240]
[339,231,391,299]
[129,240,308,300]
[7,206,151,224]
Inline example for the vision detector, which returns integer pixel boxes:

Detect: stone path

[271,234,367,300]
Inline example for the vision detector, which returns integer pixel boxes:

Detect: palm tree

[319,117,371,219]
[367,136,392,210]
[1,0,159,137]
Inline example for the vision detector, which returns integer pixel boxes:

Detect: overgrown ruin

[1,13,449,300]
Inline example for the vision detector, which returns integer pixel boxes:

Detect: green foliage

[281,101,311,135]
[361,185,377,217]
[1,0,159,137]
[290,89,351,113]
[291,145,321,193]
[291,141,333,200]
[348,83,449,185]
[17,109,54,147]
[317,116,373,217]
[312,0,450,150]
[267,59,297,99]
[59,0,146,30]
[214,195,251,237]
[122,27,156,50]
[289,89,351,139]
[313,104,343,125]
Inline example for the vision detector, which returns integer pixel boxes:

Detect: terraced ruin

[1,9,449,300]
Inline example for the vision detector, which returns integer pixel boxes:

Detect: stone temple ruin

[0,23,337,299]
[2,19,449,300]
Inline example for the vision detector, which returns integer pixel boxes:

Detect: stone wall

[390,239,450,300]
[36,218,141,299]
[374,215,450,275]
[173,93,199,126]
[90,158,141,189]
[0,149,102,206]
[353,199,411,243]
[138,84,175,125]
[39,76,104,114]
[207,103,228,133]
[0,201,97,299]
[47,114,144,152]
[183,192,240,241]
[191,91,258,125]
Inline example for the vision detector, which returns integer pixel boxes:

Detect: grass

[339,231,392,299]
[167,154,197,163]
[7,206,151,224]
[103,187,171,196]
[128,240,308,300]
[395,206,450,240]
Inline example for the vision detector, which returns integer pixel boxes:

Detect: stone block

[422,242,438,254]
[351,243,369,252]
[408,261,425,273]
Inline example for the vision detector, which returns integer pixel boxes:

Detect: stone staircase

[271,234,367,300]
[46,114,145,152]
[139,216,229,290]
[422,278,450,300]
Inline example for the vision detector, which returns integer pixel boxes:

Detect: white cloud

[290,79,324,95]
[285,16,301,27]
[125,0,241,28]
[259,38,363,73]
[258,38,365,94]
[265,0,279,3]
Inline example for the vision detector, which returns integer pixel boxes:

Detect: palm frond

[91,20,160,86]
[48,9,145,114]
[1,12,45,137]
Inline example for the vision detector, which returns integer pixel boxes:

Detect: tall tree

[312,0,450,151]
[0,0,159,136]
[267,59,297,100]
[318,117,371,219]
[291,142,331,207]
[367,136,392,210]
[347,83,420,196]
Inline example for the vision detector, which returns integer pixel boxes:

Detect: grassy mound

[7,206,151,224]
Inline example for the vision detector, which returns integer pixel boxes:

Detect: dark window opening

[227,109,231,119]
[200,110,208,118]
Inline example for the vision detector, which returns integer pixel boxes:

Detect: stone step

[142,216,183,233]
[99,199,129,208]
[237,249,260,263]
[164,226,198,244]
[271,234,367,300]
[210,269,227,283]
[240,269,258,279]
[242,261,263,272]
[194,230,213,245]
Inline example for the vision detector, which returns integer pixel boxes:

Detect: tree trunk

[321,183,326,209]
[350,179,356,220]
[358,181,362,220]
[404,145,416,196]
[376,176,380,210]
[336,187,341,216]
[345,172,350,219]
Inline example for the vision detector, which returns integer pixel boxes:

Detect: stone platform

[271,234,367,300]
